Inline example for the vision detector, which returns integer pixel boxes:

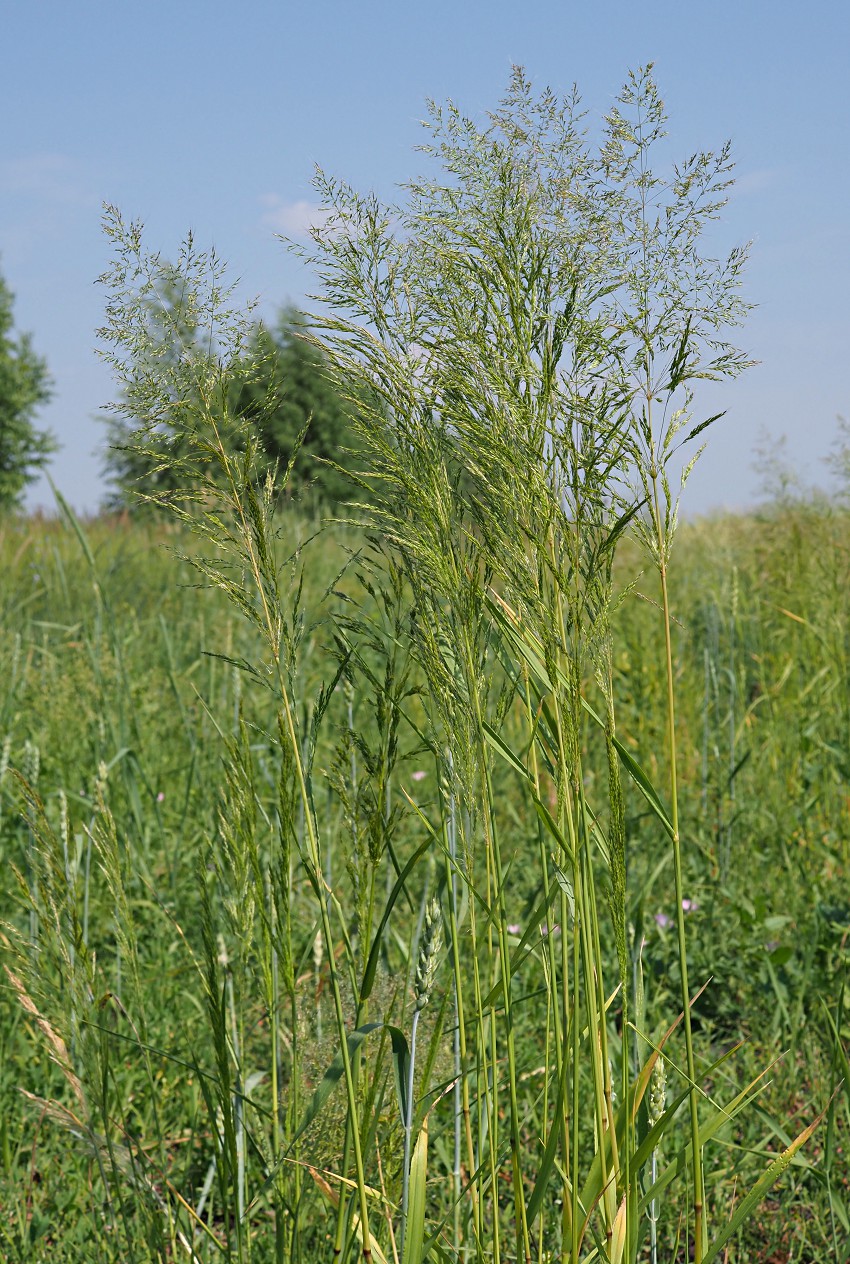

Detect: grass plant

[0,67,848,1264]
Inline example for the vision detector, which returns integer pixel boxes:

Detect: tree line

[0,259,365,515]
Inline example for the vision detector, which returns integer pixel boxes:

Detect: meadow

[3,67,849,1264]
[0,496,848,1263]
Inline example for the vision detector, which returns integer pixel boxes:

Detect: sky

[2,0,848,517]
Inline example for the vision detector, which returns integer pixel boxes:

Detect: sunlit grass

[1,498,848,1262]
[2,65,849,1264]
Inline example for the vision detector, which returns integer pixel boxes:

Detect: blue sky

[3,0,848,515]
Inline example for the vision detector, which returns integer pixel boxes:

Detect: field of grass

[0,498,848,1263]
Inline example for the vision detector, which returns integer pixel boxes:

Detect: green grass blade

[402,1118,429,1264]
[360,836,433,1004]
[702,1107,826,1264]
[389,1025,411,1128]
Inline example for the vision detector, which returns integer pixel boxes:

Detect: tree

[100,258,244,510]
[102,285,365,514]
[0,266,55,512]
[229,308,369,511]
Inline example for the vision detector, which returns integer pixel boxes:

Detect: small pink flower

[157,792,165,802]
[411,770,427,782]
[681,899,698,912]
[507,923,521,935]
[655,913,672,929]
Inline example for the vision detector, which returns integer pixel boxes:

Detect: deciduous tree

[0,267,55,512]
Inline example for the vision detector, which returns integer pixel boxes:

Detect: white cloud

[258,194,331,238]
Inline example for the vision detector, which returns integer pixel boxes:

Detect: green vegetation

[2,68,848,1264]
[0,265,55,512]
[102,284,364,515]
[2,498,848,1263]
[230,309,370,513]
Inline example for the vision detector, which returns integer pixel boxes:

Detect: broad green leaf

[403,1118,429,1264]
[389,1025,411,1128]
[639,1064,775,1215]
[483,719,533,783]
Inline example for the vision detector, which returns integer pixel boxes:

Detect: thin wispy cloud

[258,194,331,238]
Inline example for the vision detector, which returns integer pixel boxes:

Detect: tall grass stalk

[294,64,781,1263]
[96,211,380,1258]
